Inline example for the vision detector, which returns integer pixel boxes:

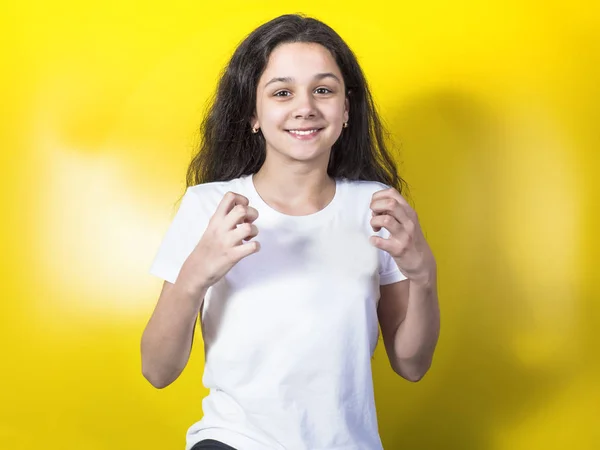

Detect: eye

[315,87,333,94]
[274,90,291,97]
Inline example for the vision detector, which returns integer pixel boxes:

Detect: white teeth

[289,129,319,136]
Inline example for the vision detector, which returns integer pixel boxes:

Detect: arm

[377,274,440,382]
[141,192,260,389]
[140,280,207,389]
[370,187,440,382]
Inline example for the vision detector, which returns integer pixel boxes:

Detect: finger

[242,206,259,223]
[222,204,254,230]
[372,187,410,207]
[228,240,261,262]
[370,235,399,255]
[214,191,250,218]
[370,214,404,235]
[370,198,411,226]
[227,222,259,246]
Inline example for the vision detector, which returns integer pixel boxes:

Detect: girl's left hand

[369,187,437,286]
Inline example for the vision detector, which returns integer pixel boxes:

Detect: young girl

[141,14,440,450]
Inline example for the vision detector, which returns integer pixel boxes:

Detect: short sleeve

[148,187,209,284]
[376,210,408,286]
[379,250,407,285]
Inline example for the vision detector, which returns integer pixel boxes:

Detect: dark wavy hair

[185,13,408,195]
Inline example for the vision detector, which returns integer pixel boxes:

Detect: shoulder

[186,176,246,203]
[181,177,246,217]
[337,179,392,227]
[341,178,391,200]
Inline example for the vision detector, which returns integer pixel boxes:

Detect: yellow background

[2,1,598,449]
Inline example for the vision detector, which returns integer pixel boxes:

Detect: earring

[343,121,348,128]
[252,126,259,134]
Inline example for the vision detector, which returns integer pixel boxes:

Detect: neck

[252,159,336,214]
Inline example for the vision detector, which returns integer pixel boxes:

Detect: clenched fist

[177,191,260,296]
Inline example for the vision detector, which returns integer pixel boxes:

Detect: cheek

[261,106,288,130]
[325,101,347,121]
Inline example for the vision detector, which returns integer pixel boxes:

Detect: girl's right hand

[178,191,260,296]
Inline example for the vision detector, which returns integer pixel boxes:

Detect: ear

[344,97,350,123]
[250,115,259,129]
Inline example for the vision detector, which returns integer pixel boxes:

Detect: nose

[293,92,317,119]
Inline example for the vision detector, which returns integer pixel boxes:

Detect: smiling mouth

[286,128,324,137]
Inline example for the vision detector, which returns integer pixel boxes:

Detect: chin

[288,147,332,163]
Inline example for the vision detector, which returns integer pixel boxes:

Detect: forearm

[141,281,206,388]
[393,275,440,381]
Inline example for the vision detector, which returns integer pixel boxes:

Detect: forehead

[260,42,342,81]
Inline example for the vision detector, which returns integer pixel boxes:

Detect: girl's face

[253,42,349,166]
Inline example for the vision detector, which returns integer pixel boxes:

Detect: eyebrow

[264,72,342,88]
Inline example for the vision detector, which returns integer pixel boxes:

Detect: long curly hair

[185,13,408,195]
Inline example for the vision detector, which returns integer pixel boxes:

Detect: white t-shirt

[149,173,407,450]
